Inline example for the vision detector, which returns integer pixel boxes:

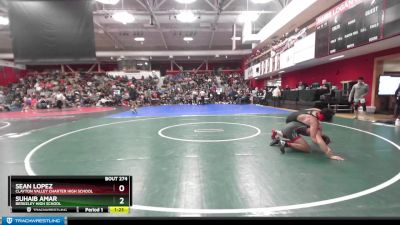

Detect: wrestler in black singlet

[281,122,308,141]
[285,110,318,124]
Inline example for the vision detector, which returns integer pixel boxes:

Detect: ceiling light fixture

[0,16,9,25]
[278,71,285,74]
[231,37,241,41]
[113,11,135,25]
[169,55,174,59]
[175,0,196,3]
[176,10,196,23]
[96,0,120,5]
[237,11,259,23]
[134,37,145,42]
[183,37,193,41]
[251,0,273,3]
[329,55,345,60]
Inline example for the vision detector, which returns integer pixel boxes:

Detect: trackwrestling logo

[2,217,64,225]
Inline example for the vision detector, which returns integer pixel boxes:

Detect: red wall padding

[281,46,400,104]
[0,66,28,86]
[249,79,265,89]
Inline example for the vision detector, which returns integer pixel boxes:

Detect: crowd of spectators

[158,72,255,105]
[0,71,258,112]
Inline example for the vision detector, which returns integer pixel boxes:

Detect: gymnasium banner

[0,59,26,70]
[107,71,161,80]
[8,0,96,65]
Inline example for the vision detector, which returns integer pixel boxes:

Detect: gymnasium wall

[281,46,400,104]
[27,61,242,76]
[155,61,242,75]
[26,64,115,72]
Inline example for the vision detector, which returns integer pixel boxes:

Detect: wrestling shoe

[279,140,287,154]
[270,138,280,146]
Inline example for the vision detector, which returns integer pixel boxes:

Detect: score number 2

[118,184,126,205]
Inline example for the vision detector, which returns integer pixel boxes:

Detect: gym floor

[1,104,400,217]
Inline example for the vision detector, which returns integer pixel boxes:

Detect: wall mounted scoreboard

[315,0,400,58]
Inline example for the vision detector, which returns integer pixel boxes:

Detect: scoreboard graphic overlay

[8,176,132,214]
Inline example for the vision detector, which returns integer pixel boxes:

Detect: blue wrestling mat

[108,104,290,118]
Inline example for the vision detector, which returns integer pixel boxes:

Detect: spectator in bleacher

[55,91,66,109]
[31,95,38,110]
[0,71,251,111]
[0,91,8,112]
[228,88,238,104]
[0,91,5,106]
[21,95,32,112]
[37,95,48,109]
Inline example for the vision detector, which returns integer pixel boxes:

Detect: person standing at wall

[128,85,138,113]
[250,87,258,104]
[272,86,282,107]
[348,76,369,120]
[262,87,267,105]
[199,89,206,105]
[395,83,400,123]
[298,82,305,90]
